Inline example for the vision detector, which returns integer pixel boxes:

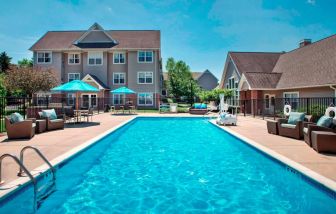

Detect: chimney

[299,39,312,48]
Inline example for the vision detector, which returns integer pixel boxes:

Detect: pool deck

[0,113,335,191]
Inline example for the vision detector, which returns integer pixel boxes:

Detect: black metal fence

[0,96,160,132]
[236,97,336,120]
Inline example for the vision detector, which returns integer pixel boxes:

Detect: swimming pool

[0,117,335,213]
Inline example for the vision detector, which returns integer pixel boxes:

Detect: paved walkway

[0,113,335,188]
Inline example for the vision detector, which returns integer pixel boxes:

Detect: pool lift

[216,94,237,126]
[0,146,56,212]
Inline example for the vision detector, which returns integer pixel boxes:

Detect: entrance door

[81,94,97,109]
[264,94,275,115]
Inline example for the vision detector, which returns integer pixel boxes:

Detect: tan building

[219,35,336,115]
[30,23,162,109]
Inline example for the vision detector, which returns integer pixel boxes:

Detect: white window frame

[113,94,125,105]
[264,94,275,109]
[68,73,81,82]
[283,91,299,98]
[36,92,51,105]
[137,51,153,63]
[137,93,154,106]
[137,72,153,84]
[113,73,126,85]
[87,52,103,66]
[113,52,126,64]
[68,53,81,65]
[37,51,52,64]
[81,94,98,107]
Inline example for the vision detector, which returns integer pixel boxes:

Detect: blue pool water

[0,117,335,213]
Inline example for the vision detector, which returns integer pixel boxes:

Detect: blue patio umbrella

[111,86,135,94]
[111,87,135,105]
[51,80,99,110]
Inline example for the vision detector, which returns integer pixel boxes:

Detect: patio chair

[5,113,35,139]
[303,107,336,146]
[64,107,76,124]
[38,109,65,131]
[82,108,94,122]
[277,112,312,139]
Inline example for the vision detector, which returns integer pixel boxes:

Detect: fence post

[273,98,276,121]
[46,96,49,109]
[244,99,246,117]
[262,99,265,120]
[0,97,3,132]
[23,97,26,119]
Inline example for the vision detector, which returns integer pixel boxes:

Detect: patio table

[74,110,89,123]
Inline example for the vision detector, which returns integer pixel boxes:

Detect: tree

[0,52,12,73]
[5,66,58,97]
[166,57,199,101]
[18,58,33,68]
[198,88,233,103]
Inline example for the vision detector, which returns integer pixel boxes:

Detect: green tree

[166,57,199,101]
[5,66,58,97]
[198,88,233,103]
[18,58,33,68]
[0,52,12,73]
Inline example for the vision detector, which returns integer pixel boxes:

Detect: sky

[0,0,335,78]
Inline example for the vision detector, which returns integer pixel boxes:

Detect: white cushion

[303,127,308,134]
[281,123,296,129]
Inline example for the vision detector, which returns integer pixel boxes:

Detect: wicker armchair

[5,117,35,139]
[277,115,312,139]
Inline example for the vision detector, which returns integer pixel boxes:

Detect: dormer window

[138,51,153,63]
[88,52,103,65]
[113,52,126,64]
[37,51,52,64]
[68,53,80,64]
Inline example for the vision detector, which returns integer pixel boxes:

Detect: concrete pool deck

[0,113,335,190]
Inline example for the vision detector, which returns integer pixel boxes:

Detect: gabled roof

[229,52,282,75]
[243,72,282,89]
[228,34,336,90]
[162,70,217,81]
[29,23,161,51]
[82,74,110,90]
[272,34,336,89]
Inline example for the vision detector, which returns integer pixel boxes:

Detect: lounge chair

[303,107,336,146]
[5,113,35,139]
[277,112,312,139]
[189,103,208,115]
[216,112,237,126]
[38,109,65,131]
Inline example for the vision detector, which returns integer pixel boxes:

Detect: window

[113,94,125,105]
[68,73,81,82]
[227,77,239,106]
[37,52,52,64]
[68,53,80,64]
[113,73,126,85]
[138,72,153,84]
[113,52,126,64]
[161,90,167,96]
[138,51,153,63]
[88,52,103,65]
[283,92,299,110]
[138,93,153,106]
[68,93,75,105]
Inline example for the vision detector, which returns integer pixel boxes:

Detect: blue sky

[0,0,335,78]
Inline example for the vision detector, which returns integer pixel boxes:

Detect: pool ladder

[0,146,56,212]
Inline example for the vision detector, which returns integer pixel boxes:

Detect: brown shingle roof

[229,52,282,75]
[273,34,336,89]
[30,30,161,50]
[244,72,282,89]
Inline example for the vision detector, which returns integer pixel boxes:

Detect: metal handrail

[0,154,37,212]
[18,146,56,184]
